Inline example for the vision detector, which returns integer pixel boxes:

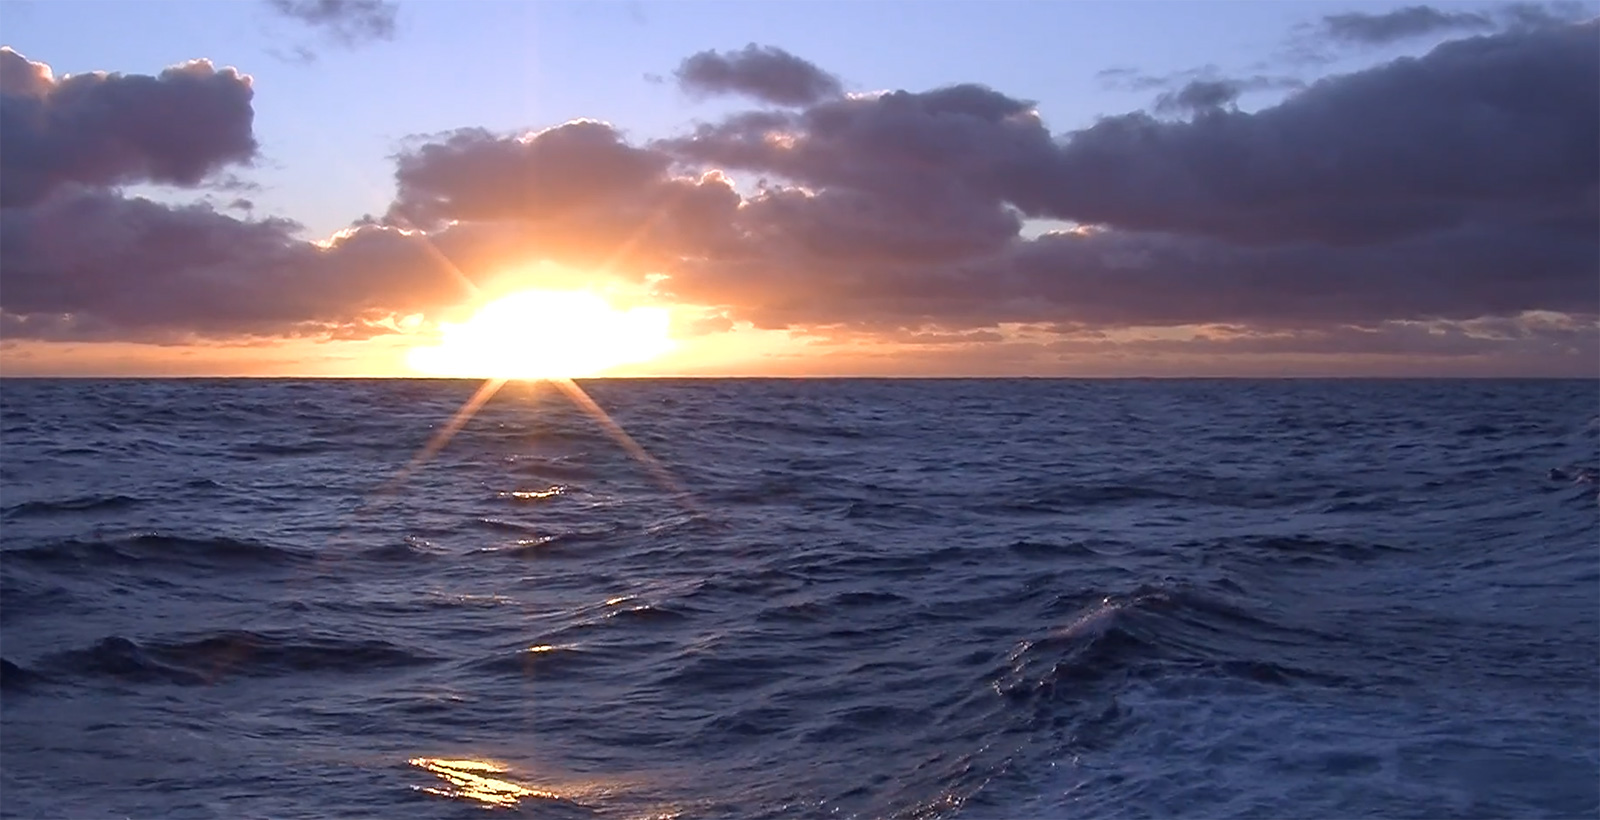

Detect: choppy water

[1,378,1596,819]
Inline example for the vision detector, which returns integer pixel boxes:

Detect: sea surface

[1,378,1596,819]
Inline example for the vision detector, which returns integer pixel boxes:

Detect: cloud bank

[2,15,1596,373]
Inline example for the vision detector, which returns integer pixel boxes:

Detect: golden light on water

[503,486,565,500]
[407,757,668,815]
[408,757,562,808]
[406,289,675,380]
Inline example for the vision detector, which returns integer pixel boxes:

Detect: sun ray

[589,185,689,279]
[401,376,510,482]
[336,214,696,546]
[550,377,698,508]
[336,376,511,532]
[393,215,483,300]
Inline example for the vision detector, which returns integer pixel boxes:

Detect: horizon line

[1,374,1595,381]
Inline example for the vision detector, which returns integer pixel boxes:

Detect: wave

[1203,535,1405,569]
[2,494,143,518]
[468,525,624,558]
[232,439,340,456]
[38,630,439,685]
[996,584,1343,703]
[0,658,45,691]
[473,517,543,534]
[604,603,692,624]
[1549,465,1599,484]
[827,590,912,608]
[357,537,444,562]
[1007,540,1110,560]
[4,533,311,570]
[465,644,598,677]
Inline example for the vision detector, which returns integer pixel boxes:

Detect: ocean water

[1,378,1596,820]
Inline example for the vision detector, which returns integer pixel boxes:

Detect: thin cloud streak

[263,0,398,46]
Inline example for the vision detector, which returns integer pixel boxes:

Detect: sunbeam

[399,376,510,484]
[550,377,697,506]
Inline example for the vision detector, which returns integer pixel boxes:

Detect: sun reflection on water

[408,757,561,808]
[407,757,679,817]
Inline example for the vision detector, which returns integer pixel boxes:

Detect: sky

[0,0,1596,377]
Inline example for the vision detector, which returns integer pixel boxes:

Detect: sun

[405,289,675,379]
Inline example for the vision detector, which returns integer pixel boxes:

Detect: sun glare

[406,290,674,379]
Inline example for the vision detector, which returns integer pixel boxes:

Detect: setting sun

[405,290,674,379]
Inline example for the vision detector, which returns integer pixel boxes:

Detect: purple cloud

[1319,5,1497,45]
[388,121,675,229]
[0,187,478,342]
[676,44,844,106]
[0,48,257,208]
[1037,22,1597,245]
[1316,2,1591,46]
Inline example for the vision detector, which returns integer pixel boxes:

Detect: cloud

[645,21,1596,351]
[1099,64,1305,96]
[0,48,257,207]
[1278,2,1594,67]
[389,121,673,229]
[0,186,494,343]
[651,216,1597,335]
[263,0,398,46]
[1496,0,1595,29]
[661,83,1054,214]
[676,44,843,106]
[385,120,743,271]
[1319,5,1497,45]
[1018,21,1600,245]
[1095,65,1307,114]
[0,46,52,96]
[1151,79,1252,114]
[664,24,1597,249]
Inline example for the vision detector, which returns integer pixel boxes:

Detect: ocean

[1,378,1595,819]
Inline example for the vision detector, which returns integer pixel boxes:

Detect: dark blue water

[1,379,1596,819]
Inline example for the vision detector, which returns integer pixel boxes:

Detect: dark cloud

[983,222,1596,329]
[661,83,1054,220]
[1154,79,1246,113]
[644,21,1597,354]
[1291,2,1593,65]
[666,23,1598,249]
[0,48,257,207]
[0,186,477,342]
[263,0,398,45]
[652,215,1597,335]
[1320,5,1496,45]
[1496,0,1595,29]
[676,44,843,106]
[1020,21,1600,244]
